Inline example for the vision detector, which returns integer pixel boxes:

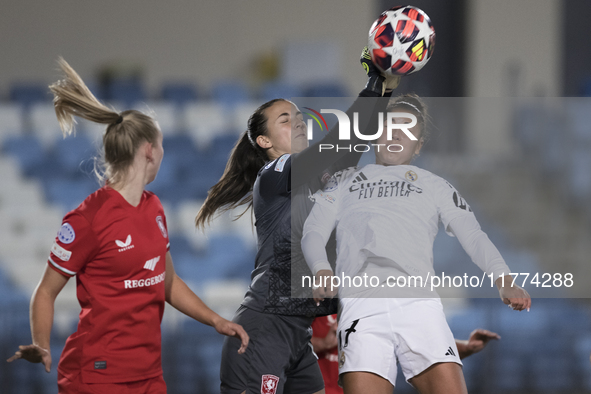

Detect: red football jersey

[48,186,170,384]
[311,315,342,394]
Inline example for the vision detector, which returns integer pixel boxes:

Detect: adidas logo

[115,235,135,252]
[351,172,368,183]
[143,256,160,271]
[445,347,456,357]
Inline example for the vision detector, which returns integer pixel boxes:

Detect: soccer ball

[368,5,435,76]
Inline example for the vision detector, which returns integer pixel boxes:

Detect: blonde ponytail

[49,57,120,137]
[49,58,160,186]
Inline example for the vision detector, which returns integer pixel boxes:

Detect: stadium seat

[494,355,526,391]
[161,82,199,107]
[183,102,231,149]
[0,104,25,146]
[105,79,146,107]
[30,103,62,148]
[568,149,591,202]
[134,101,181,136]
[168,234,196,256]
[52,133,96,178]
[211,81,251,107]
[567,100,591,144]
[532,355,575,392]
[2,135,47,177]
[163,134,200,159]
[210,134,238,156]
[42,178,98,212]
[539,109,567,176]
[304,82,349,97]
[259,81,303,102]
[231,101,260,135]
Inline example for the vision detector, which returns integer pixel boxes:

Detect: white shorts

[337,298,462,386]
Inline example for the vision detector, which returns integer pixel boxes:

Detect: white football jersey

[305,164,510,297]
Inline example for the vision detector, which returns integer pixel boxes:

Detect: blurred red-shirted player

[312,314,500,393]
[7,58,249,394]
[311,315,341,394]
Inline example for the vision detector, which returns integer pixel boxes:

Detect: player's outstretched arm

[7,266,69,372]
[455,329,501,359]
[164,252,249,353]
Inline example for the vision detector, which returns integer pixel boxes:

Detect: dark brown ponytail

[195,99,286,228]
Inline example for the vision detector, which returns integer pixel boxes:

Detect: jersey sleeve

[447,215,511,280]
[258,154,292,196]
[47,211,99,277]
[437,178,511,279]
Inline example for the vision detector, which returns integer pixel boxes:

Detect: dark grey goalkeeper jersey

[241,93,391,317]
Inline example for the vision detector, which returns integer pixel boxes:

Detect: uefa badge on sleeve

[156,216,167,238]
[58,223,76,244]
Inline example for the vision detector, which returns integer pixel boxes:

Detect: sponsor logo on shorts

[51,242,72,261]
[261,374,279,394]
[58,223,75,244]
[115,235,135,252]
[156,216,167,238]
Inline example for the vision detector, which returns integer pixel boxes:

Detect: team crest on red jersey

[156,216,167,238]
[261,374,279,394]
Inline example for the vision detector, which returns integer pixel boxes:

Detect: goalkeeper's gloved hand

[360,46,401,95]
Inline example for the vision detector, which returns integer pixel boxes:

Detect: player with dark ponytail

[7,58,248,394]
[196,99,283,225]
[196,49,399,394]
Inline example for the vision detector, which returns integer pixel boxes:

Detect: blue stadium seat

[532,355,575,392]
[183,165,225,200]
[580,77,591,97]
[174,252,224,285]
[2,135,47,176]
[52,134,96,178]
[259,81,303,102]
[210,134,238,155]
[161,82,199,106]
[494,355,526,391]
[211,81,251,107]
[9,82,50,108]
[568,149,591,202]
[163,134,200,159]
[447,306,490,339]
[43,178,98,211]
[106,80,146,107]
[304,82,348,97]
[169,234,197,256]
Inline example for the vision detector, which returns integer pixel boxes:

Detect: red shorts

[57,371,167,394]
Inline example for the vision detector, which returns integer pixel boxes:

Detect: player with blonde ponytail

[7,58,249,394]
